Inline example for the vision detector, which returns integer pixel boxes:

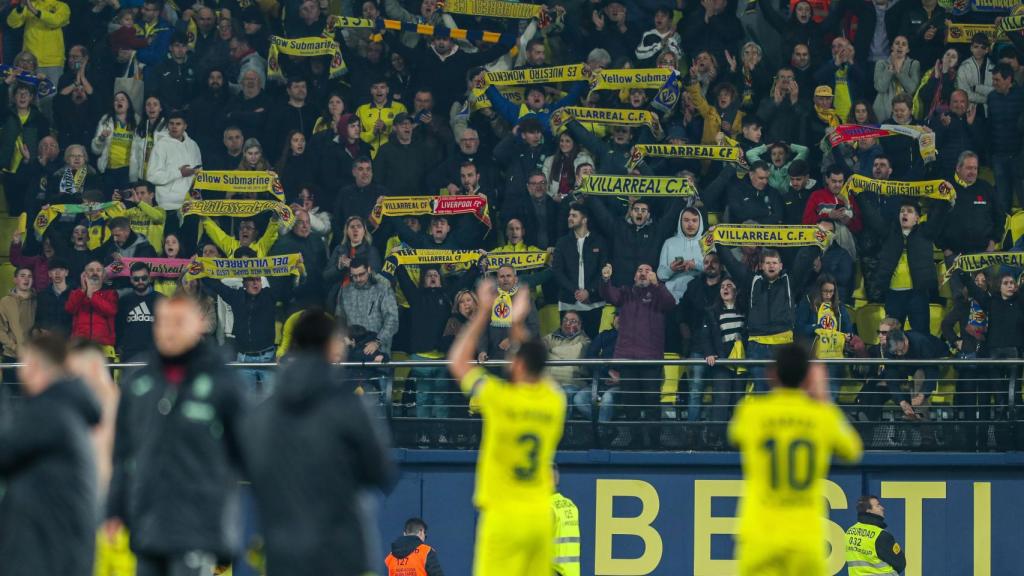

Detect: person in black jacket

[396,264,478,419]
[146,34,197,112]
[0,334,100,576]
[718,243,818,392]
[385,518,445,576]
[107,296,247,575]
[726,162,785,224]
[35,258,73,337]
[504,170,563,250]
[676,253,723,422]
[115,262,161,362]
[242,309,395,576]
[863,197,944,333]
[883,328,949,420]
[552,203,609,339]
[586,192,684,286]
[200,248,278,399]
[935,151,1002,294]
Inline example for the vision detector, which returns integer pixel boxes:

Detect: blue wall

[378,451,1024,576]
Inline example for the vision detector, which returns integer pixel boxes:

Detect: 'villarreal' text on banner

[180,199,295,225]
[627,143,746,169]
[550,107,657,133]
[700,224,833,255]
[579,174,698,197]
[183,254,305,282]
[369,195,491,229]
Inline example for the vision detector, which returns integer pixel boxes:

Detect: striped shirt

[719,306,746,345]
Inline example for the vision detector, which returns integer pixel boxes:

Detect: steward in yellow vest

[846,496,906,575]
[552,466,581,576]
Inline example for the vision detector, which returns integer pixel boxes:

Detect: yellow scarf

[815,105,841,128]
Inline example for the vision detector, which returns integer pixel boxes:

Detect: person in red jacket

[65,260,118,355]
[802,166,863,259]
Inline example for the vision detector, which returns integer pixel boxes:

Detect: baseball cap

[814,85,834,98]
[394,112,413,125]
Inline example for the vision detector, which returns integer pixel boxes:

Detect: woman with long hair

[130,95,167,182]
[312,91,346,140]
[915,48,959,121]
[324,215,381,287]
[91,90,138,193]
[795,273,853,398]
[846,99,878,125]
[873,35,921,120]
[275,130,317,202]
[541,131,594,200]
[237,138,272,171]
[697,276,747,446]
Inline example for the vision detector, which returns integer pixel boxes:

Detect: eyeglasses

[877,330,890,335]
[131,276,150,282]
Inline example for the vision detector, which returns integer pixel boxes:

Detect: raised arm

[448,280,496,382]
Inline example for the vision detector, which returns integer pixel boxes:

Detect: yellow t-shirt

[108,122,133,169]
[460,367,566,511]
[890,249,912,290]
[728,388,862,541]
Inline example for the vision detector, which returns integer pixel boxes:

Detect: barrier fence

[2,357,1021,451]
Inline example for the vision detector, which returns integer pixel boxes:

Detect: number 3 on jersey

[762,437,816,490]
[514,433,540,481]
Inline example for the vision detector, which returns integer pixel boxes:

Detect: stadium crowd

[0,0,1022,435]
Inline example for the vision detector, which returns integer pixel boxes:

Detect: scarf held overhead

[579,174,697,196]
[484,250,551,270]
[839,174,955,203]
[550,106,658,133]
[183,254,305,282]
[627,143,746,169]
[180,199,295,224]
[267,36,347,82]
[944,252,1024,282]
[485,64,586,86]
[191,170,285,200]
[440,0,548,23]
[369,195,491,229]
[105,257,191,279]
[828,123,936,160]
[588,68,674,92]
[34,201,122,237]
[324,15,512,44]
[701,224,833,255]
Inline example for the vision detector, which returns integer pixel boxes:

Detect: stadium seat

[707,212,721,226]
[598,305,617,332]
[539,303,560,336]
[662,352,680,405]
[1005,210,1024,246]
[0,263,15,298]
[856,303,886,345]
[931,366,958,405]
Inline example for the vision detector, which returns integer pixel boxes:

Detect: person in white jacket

[145,110,201,211]
[955,33,994,112]
[657,207,705,303]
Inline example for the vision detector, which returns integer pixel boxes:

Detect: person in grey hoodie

[329,257,400,354]
[657,207,706,303]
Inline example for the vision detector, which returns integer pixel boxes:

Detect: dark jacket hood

[276,353,337,411]
[390,534,424,559]
[858,512,887,528]
[43,377,102,427]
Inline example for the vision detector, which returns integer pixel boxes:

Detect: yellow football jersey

[729,388,863,539]
[460,367,566,510]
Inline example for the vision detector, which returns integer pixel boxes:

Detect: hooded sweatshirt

[657,209,706,303]
[386,534,445,576]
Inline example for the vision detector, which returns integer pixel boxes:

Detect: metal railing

[2,357,1021,452]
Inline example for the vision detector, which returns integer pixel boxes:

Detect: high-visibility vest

[552,492,581,576]
[845,522,899,576]
[384,543,432,576]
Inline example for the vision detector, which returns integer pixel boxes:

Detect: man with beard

[185,68,230,153]
[0,334,100,575]
[225,70,270,146]
[106,295,246,575]
[676,253,723,424]
[243,309,394,575]
[600,262,676,446]
[115,262,161,362]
